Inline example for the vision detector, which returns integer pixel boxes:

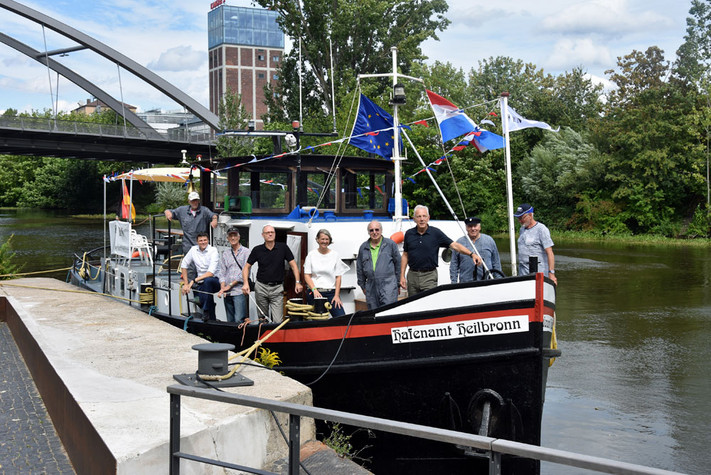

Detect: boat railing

[167,384,679,475]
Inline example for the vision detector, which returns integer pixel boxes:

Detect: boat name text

[391,315,529,344]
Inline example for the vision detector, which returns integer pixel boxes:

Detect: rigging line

[443,146,468,219]
[307,87,360,225]
[304,311,358,386]
[41,26,56,120]
[401,129,492,278]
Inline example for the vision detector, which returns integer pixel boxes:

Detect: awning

[115,167,193,183]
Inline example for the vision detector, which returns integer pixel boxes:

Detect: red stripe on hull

[261,305,554,344]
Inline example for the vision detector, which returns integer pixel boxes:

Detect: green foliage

[322,422,354,458]
[255,347,282,369]
[147,182,188,215]
[216,90,255,158]
[592,46,706,233]
[0,234,22,279]
[686,204,711,237]
[518,128,605,227]
[255,0,450,125]
[321,422,373,463]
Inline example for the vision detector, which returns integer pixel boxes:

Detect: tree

[255,0,450,122]
[673,0,711,212]
[216,89,255,158]
[517,127,605,227]
[593,47,705,234]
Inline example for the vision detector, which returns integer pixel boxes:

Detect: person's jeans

[307,289,346,317]
[194,277,220,320]
[224,293,247,323]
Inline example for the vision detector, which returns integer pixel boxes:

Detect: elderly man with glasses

[356,220,401,309]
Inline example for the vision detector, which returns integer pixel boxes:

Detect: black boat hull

[153,274,556,474]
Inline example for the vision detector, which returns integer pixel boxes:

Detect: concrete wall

[0,278,314,474]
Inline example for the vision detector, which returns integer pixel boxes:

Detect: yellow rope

[200,317,293,381]
[0,266,73,278]
[78,252,101,281]
[0,281,141,304]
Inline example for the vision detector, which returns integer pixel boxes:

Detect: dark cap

[464,216,481,226]
[226,226,240,235]
[514,203,534,217]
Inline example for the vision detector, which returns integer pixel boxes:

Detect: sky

[0,0,695,115]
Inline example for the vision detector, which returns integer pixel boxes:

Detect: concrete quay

[0,277,316,474]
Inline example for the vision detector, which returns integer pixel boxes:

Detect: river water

[1,209,709,474]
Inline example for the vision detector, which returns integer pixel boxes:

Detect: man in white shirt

[181,232,221,320]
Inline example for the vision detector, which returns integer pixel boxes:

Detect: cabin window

[343,170,387,209]
[213,173,228,209]
[304,171,335,209]
[242,171,289,209]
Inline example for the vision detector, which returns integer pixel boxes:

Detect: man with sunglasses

[356,220,401,309]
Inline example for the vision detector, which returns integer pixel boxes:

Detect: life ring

[390,231,404,244]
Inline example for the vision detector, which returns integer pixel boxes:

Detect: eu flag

[349,94,396,158]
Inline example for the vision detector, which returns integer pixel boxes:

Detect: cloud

[540,0,673,37]
[147,46,205,71]
[545,38,613,70]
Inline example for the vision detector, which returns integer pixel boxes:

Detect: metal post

[288,414,301,475]
[489,451,502,475]
[169,393,181,475]
[391,47,403,229]
[500,93,517,276]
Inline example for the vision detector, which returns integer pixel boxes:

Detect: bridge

[0,0,218,164]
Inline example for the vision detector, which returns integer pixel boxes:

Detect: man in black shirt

[400,205,481,296]
[242,224,303,322]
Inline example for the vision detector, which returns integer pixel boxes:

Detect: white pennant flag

[507,106,559,132]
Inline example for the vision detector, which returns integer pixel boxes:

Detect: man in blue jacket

[356,220,401,309]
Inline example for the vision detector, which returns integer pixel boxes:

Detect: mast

[391,47,404,229]
[500,92,517,276]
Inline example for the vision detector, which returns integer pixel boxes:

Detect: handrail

[167,384,680,475]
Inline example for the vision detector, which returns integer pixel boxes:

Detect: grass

[493,229,711,247]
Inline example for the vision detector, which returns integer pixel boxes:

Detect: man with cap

[180,232,221,321]
[217,227,251,323]
[400,204,482,296]
[164,191,218,255]
[514,203,557,284]
[450,217,502,283]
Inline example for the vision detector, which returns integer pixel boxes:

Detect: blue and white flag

[507,106,559,132]
[426,89,478,143]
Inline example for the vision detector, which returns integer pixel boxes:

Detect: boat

[70,50,560,474]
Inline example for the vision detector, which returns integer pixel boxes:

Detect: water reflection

[2,211,710,473]
[539,241,711,474]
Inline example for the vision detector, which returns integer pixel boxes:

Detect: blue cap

[514,204,534,217]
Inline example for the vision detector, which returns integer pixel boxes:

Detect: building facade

[208,4,284,129]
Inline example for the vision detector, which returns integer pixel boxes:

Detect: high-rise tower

[208,3,284,129]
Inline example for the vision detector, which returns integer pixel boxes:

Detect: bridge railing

[167,384,680,475]
[0,116,213,143]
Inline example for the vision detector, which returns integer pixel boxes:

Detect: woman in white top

[303,229,350,317]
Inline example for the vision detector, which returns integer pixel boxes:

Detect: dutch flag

[426,90,478,143]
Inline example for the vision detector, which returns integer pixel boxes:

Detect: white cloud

[540,0,673,37]
[545,38,613,70]
[147,46,205,71]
